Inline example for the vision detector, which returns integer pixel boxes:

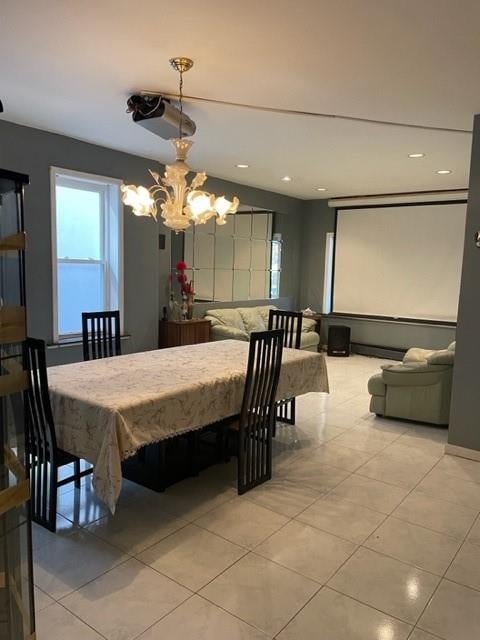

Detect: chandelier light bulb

[214,196,232,217]
[121,185,155,218]
[187,191,212,216]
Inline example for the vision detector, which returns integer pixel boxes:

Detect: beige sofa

[368,342,455,425]
[204,305,320,351]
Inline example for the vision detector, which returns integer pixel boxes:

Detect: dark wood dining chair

[217,329,284,494]
[268,309,302,425]
[24,337,93,531]
[82,310,121,361]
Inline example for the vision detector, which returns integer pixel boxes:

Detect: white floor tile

[408,629,442,640]
[35,603,104,640]
[445,541,480,591]
[330,474,409,514]
[365,516,460,575]
[34,585,54,612]
[297,493,386,544]
[138,523,246,591]
[55,485,110,526]
[156,477,238,521]
[195,498,288,549]
[328,547,440,624]
[86,499,188,554]
[255,520,356,583]
[418,579,480,640]
[393,489,478,540]
[434,454,480,485]
[417,468,480,510]
[277,586,412,640]
[136,595,269,639]
[200,553,319,637]
[276,457,351,492]
[296,442,374,472]
[467,514,480,546]
[356,451,436,489]
[61,558,190,640]
[242,477,322,518]
[33,529,126,600]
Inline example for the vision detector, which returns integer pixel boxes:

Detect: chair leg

[74,458,81,489]
[49,464,58,533]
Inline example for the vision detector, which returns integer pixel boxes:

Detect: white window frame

[50,167,124,342]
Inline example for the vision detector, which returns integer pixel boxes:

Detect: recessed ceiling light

[316,187,327,192]
[236,163,249,168]
[281,176,292,182]
[408,153,425,158]
[436,169,452,174]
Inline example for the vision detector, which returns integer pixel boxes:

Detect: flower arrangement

[175,260,195,297]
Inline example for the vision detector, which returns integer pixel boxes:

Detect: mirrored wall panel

[172,209,282,302]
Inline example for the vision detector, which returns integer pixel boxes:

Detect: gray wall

[299,199,457,352]
[448,113,480,452]
[0,120,303,365]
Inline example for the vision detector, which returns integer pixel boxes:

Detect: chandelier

[121,57,239,232]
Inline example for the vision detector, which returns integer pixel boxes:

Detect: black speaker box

[327,325,351,357]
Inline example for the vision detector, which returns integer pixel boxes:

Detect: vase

[187,293,194,320]
[180,293,188,321]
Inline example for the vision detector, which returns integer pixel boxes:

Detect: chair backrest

[24,337,57,454]
[24,337,58,526]
[268,309,302,349]
[82,310,121,361]
[238,329,284,493]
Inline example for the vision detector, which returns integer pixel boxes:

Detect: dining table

[47,340,329,512]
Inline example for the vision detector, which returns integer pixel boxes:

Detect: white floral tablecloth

[48,340,329,511]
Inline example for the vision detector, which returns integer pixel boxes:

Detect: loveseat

[368,342,455,425]
[204,305,320,352]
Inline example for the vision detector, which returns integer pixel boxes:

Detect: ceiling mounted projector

[127,94,196,140]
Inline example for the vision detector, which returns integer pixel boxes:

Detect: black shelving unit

[0,169,35,640]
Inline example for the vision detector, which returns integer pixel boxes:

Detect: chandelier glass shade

[121,58,239,232]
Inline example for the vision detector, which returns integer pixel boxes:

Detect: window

[51,168,123,341]
[323,232,334,313]
[270,236,282,298]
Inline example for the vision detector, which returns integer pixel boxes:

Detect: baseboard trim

[444,443,480,462]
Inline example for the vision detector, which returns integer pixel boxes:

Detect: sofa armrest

[427,350,454,366]
[211,325,249,341]
[382,363,451,387]
[301,317,317,333]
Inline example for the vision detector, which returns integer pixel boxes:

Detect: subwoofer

[327,325,351,357]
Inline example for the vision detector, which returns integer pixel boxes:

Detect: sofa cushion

[256,305,278,327]
[239,307,270,334]
[403,347,435,364]
[205,308,246,332]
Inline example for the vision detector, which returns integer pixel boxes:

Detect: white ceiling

[1,0,479,199]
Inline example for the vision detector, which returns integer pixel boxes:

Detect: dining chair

[82,310,121,361]
[268,309,302,425]
[217,329,284,494]
[24,337,93,531]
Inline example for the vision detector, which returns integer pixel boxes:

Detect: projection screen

[332,203,467,322]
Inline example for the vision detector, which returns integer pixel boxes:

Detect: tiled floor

[34,354,480,639]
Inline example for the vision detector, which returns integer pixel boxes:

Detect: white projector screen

[333,203,467,322]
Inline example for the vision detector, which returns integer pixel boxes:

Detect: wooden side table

[158,319,211,349]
